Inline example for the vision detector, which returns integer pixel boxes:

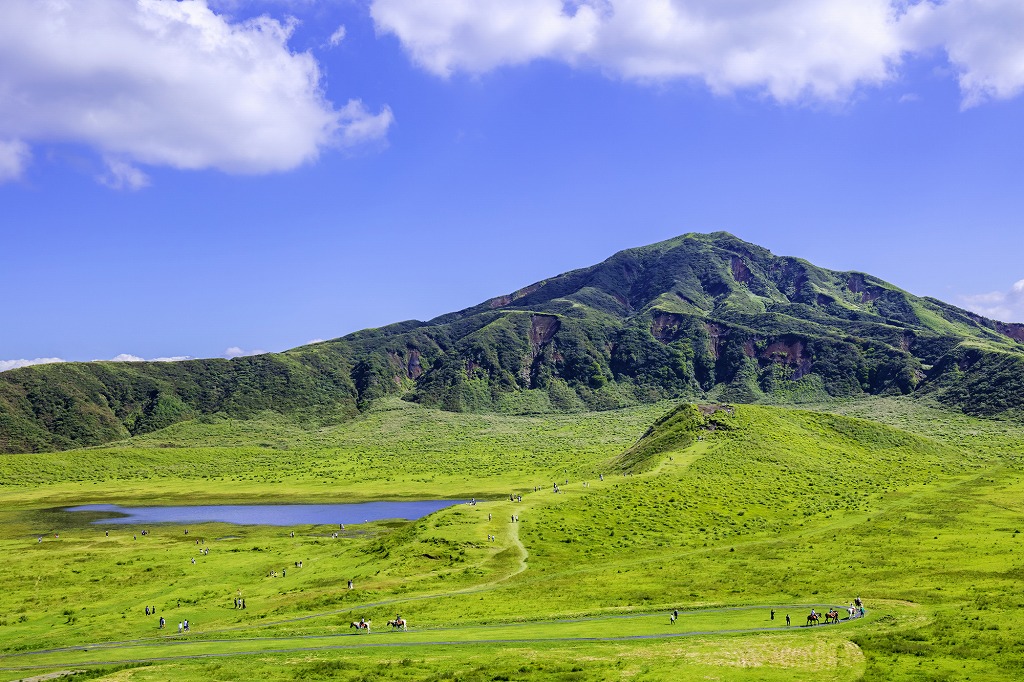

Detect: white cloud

[371,0,904,102]
[1,353,193,372]
[900,0,1024,106]
[338,100,395,147]
[225,346,266,358]
[0,357,64,373]
[109,354,146,362]
[329,24,347,47]
[102,353,193,362]
[370,0,1024,107]
[0,139,31,183]
[959,278,1024,323]
[99,159,150,191]
[0,0,391,184]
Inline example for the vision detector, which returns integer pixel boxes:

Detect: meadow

[0,397,1022,681]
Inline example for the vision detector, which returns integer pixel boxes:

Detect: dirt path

[0,605,867,674]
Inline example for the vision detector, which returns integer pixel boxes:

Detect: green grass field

[1,397,1022,681]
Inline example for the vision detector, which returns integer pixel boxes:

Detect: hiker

[786,614,791,626]
[159,617,165,629]
[146,606,150,616]
[771,609,775,621]
[348,579,353,590]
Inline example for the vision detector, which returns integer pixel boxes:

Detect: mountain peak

[2,232,1023,453]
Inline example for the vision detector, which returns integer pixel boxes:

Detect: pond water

[64,500,465,526]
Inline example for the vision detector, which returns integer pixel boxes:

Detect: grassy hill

[3,231,1024,453]
[1,399,1022,680]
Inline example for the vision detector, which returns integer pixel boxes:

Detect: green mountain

[3,231,1023,453]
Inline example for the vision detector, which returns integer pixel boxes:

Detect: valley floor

[0,398,1022,681]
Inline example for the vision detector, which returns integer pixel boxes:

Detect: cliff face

[3,231,1022,453]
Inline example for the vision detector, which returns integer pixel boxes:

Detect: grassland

[0,397,1022,681]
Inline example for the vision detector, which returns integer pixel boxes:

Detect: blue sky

[3,0,1024,370]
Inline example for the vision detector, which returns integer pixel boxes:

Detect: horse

[350,620,371,632]
[388,618,407,630]
[825,610,840,624]
[806,612,820,626]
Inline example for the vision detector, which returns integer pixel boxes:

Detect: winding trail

[0,605,867,675]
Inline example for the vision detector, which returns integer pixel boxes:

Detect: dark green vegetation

[4,232,1024,453]
[0,397,1023,680]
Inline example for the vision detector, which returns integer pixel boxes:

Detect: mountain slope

[3,231,1023,453]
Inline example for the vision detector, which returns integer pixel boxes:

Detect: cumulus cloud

[370,0,1024,106]
[959,279,1024,323]
[105,353,191,362]
[0,0,391,184]
[109,354,147,362]
[2,353,192,372]
[900,0,1024,106]
[0,357,65,373]
[371,0,904,101]
[225,346,266,358]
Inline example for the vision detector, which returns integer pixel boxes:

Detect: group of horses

[348,618,408,633]
[806,609,841,626]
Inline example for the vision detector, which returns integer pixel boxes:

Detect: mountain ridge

[3,231,1023,453]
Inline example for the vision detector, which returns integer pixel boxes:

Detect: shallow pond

[64,500,464,526]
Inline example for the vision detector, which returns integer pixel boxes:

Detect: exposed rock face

[407,349,422,379]
[530,315,560,349]
[731,256,752,285]
[705,323,727,360]
[650,313,685,343]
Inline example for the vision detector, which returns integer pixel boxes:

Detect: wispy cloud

[959,279,1024,323]
[328,24,347,47]
[98,159,150,191]
[0,139,30,183]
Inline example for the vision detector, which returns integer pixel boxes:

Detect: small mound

[613,403,732,472]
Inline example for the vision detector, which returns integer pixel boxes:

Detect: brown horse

[350,620,371,632]
[387,618,407,630]
[806,612,820,626]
